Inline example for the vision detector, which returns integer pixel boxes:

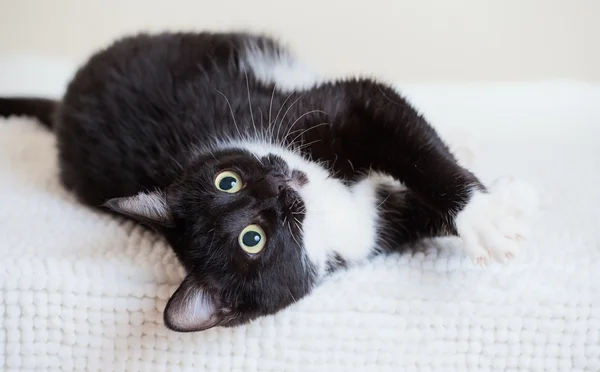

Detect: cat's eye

[238,224,266,254]
[214,170,243,193]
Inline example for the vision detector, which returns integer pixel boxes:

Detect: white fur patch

[455,177,539,266]
[227,140,405,277]
[240,40,323,92]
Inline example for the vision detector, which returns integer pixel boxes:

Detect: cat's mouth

[281,191,305,235]
[279,172,306,229]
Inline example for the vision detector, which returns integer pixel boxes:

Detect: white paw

[455,177,539,266]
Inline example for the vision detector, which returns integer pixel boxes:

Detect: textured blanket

[1,56,599,371]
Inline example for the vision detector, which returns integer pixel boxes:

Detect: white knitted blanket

[1,56,599,371]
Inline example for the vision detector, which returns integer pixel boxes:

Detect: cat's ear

[163,273,223,332]
[104,191,174,228]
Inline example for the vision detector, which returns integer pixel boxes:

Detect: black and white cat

[0,31,537,332]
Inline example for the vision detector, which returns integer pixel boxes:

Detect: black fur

[325,252,348,275]
[0,97,56,129]
[0,31,484,331]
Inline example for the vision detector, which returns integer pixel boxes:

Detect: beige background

[0,0,598,83]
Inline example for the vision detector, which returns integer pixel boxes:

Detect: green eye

[238,224,266,254]
[214,170,243,193]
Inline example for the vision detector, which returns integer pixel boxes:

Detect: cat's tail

[0,97,58,129]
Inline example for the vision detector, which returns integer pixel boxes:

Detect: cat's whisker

[294,220,302,241]
[244,69,259,141]
[347,159,356,173]
[376,193,392,209]
[288,289,297,303]
[288,121,330,146]
[283,127,304,139]
[331,152,339,171]
[282,110,327,145]
[267,83,277,143]
[257,107,265,143]
[202,228,218,271]
[214,89,243,138]
[294,139,323,153]
[277,95,304,143]
[288,221,301,247]
[258,270,264,292]
[273,90,296,143]
[326,168,342,180]
[252,152,263,165]
[203,146,218,161]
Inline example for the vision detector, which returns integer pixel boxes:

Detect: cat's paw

[454,177,538,266]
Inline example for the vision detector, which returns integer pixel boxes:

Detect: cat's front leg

[393,140,539,266]
[358,88,540,265]
[310,80,539,265]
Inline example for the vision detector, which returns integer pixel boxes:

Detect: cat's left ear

[104,190,174,228]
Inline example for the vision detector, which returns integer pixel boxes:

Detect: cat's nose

[257,175,286,199]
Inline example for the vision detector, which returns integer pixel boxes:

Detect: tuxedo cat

[0,31,537,332]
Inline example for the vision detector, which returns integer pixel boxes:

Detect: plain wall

[0,0,598,83]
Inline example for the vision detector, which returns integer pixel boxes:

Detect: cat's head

[105,147,317,332]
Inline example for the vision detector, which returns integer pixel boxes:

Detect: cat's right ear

[163,273,223,332]
[104,190,174,228]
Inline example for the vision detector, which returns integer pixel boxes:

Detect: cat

[0,31,537,332]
